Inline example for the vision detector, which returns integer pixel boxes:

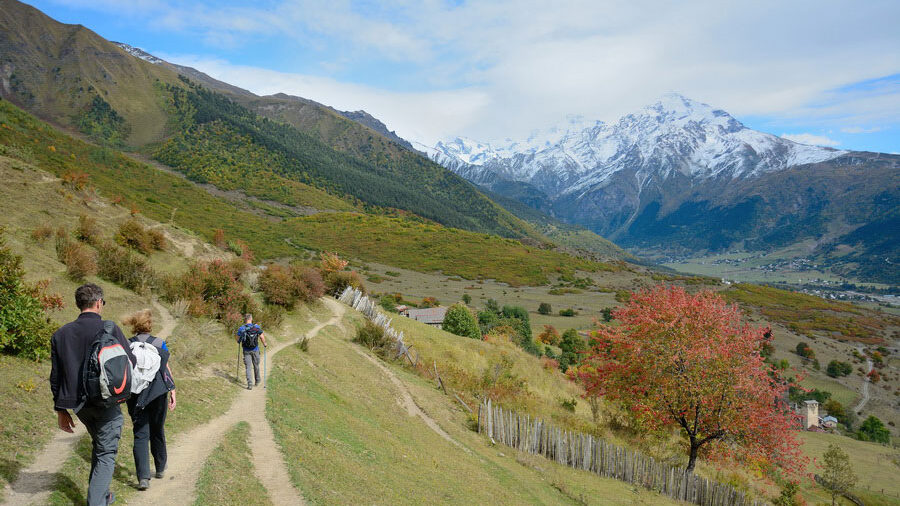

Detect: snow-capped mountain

[428,93,845,199]
[423,93,898,270]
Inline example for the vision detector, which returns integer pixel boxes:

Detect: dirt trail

[854,346,874,413]
[4,300,179,506]
[130,298,344,506]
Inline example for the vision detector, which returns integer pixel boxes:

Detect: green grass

[194,422,272,506]
[0,101,619,286]
[267,322,677,505]
[797,431,900,504]
[723,284,896,343]
[799,375,859,408]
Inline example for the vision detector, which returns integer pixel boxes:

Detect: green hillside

[0,98,610,285]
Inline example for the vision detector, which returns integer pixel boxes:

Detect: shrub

[379,294,399,312]
[540,356,559,371]
[600,307,614,322]
[537,325,560,345]
[537,302,552,315]
[795,342,815,359]
[461,293,471,305]
[97,243,157,294]
[115,219,165,254]
[75,214,101,245]
[55,235,97,280]
[258,264,325,308]
[31,225,54,243]
[856,415,890,444]
[558,328,585,372]
[1,229,60,359]
[558,308,576,317]
[353,320,391,354]
[442,303,480,339]
[323,270,365,295]
[420,296,439,308]
[560,397,578,412]
[826,360,852,378]
[162,259,257,328]
[213,229,226,249]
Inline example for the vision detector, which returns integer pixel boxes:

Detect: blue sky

[23,0,900,150]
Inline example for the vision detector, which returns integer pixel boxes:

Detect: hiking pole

[237,343,241,384]
[263,345,267,389]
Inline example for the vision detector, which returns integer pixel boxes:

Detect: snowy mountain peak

[426,94,847,197]
[111,42,164,65]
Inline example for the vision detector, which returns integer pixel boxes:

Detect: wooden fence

[478,400,767,506]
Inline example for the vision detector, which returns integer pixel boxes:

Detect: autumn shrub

[0,229,60,359]
[537,325,560,345]
[55,234,97,280]
[420,296,439,308]
[96,243,157,294]
[258,264,325,308]
[75,214,101,245]
[115,219,165,254]
[162,259,257,328]
[31,225,53,243]
[323,270,365,295]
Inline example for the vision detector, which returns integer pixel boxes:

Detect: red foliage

[26,279,64,311]
[580,285,804,475]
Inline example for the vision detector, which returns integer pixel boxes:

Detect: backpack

[241,325,262,350]
[130,340,161,394]
[83,321,133,408]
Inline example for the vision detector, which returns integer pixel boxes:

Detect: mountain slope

[0,0,541,241]
[427,94,899,283]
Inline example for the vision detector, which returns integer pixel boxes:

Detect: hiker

[122,309,177,491]
[50,283,136,506]
[236,313,267,390]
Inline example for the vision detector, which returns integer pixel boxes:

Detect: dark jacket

[127,333,176,410]
[49,312,135,411]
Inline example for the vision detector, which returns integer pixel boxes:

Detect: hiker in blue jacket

[122,309,176,491]
[236,314,267,390]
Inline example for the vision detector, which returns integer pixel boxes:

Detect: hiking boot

[247,384,252,390]
[155,466,166,479]
[138,479,150,490]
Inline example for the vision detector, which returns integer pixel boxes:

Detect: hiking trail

[129,297,344,506]
[854,345,874,414]
[3,299,177,506]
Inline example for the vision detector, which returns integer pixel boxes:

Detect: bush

[558,328,585,372]
[442,303,480,339]
[323,270,365,296]
[558,308,576,317]
[56,234,97,280]
[420,296,439,308]
[537,302,552,315]
[31,225,54,243]
[353,320,392,355]
[258,264,325,308]
[461,293,471,305]
[75,214,101,245]
[537,325,560,345]
[857,415,890,444]
[795,342,815,359]
[0,230,58,360]
[826,360,853,378]
[600,307,614,322]
[115,219,165,254]
[162,259,257,328]
[560,397,578,412]
[97,243,157,294]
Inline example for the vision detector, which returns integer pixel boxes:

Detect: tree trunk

[686,439,699,473]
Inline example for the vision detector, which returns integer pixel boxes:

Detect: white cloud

[780,133,841,147]
[840,126,883,134]
[52,0,900,145]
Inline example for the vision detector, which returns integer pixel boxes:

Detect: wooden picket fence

[478,400,767,506]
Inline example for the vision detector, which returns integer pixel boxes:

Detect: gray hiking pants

[243,349,260,387]
[75,403,124,506]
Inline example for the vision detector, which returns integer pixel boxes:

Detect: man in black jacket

[50,283,135,506]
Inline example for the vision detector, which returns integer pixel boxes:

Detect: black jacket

[49,312,135,411]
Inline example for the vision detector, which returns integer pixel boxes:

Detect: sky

[23,0,900,152]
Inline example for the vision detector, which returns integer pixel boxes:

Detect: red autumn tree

[580,285,802,473]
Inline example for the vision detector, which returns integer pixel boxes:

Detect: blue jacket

[237,323,263,351]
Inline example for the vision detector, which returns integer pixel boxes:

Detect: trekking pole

[237,343,241,383]
[263,345,267,389]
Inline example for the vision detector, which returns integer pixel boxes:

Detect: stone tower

[803,400,819,429]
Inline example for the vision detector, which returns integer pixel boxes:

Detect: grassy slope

[0,99,618,285]
[268,321,676,505]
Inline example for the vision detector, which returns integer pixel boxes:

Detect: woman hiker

[122,309,177,491]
